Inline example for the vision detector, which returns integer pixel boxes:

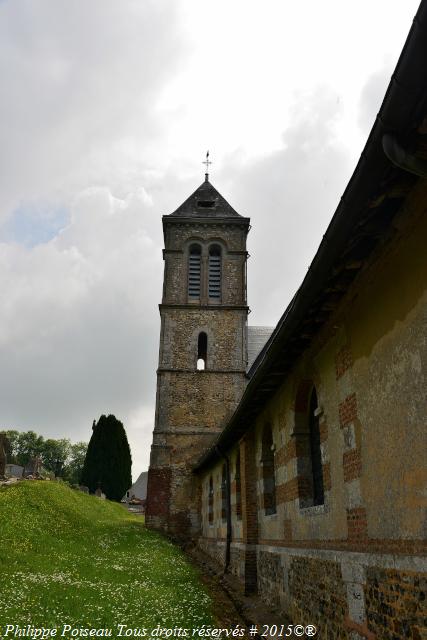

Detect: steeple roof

[166,177,242,218]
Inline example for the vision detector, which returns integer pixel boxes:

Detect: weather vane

[203,150,212,181]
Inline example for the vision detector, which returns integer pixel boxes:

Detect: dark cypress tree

[81,415,132,501]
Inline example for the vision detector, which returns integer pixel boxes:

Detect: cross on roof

[203,150,212,180]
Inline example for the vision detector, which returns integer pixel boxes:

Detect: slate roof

[166,177,242,218]
[247,326,274,370]
[128,471,148,500]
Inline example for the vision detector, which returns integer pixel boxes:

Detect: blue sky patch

[0,202,70,247]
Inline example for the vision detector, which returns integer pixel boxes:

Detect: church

[146,3,427,638]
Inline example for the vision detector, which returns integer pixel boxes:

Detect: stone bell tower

[146,173,250,539]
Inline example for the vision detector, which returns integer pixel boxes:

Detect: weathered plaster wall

[197,184,427,637]
[346,200,427,541]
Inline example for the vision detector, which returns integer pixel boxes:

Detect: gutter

[382,133,427,177]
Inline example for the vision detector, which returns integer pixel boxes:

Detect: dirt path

[188,548,294,640]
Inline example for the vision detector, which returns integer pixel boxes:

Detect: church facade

[147,4,427,638]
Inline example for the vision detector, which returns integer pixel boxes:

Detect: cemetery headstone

[24,455,42,478]
[0,434,7,479]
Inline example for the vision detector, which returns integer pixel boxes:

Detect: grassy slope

[0,481,212,629]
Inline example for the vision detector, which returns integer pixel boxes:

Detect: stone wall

[365,567,426,640]
[198,537,226,568]
[147,209,250,540]
[287,555,347,638]
[163,221,248,307]
[253,547,427,640]
[196,182,427,635]
[159,309,247,372]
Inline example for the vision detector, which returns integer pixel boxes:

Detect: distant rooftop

[129,471,148,500]
[247,326,274,370]
[166,177,243,219]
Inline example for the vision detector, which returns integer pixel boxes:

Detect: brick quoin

[168,511,191,537]
[339,392,357,427]
[146,468,171,518]
[335,344,353,380]
[343,448,362,482]
[347,507,368,542]
[277,476,311,504]
[275,442,294,466]
[277,436,312,467]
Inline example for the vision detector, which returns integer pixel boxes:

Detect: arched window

[208,245,221,299]
[309,388,324,506]
[208,476,214,524]
[197,332,207,370]
[221,464,227,521]
[188,244,201,298]
[235,450,242,520]
[261,424,276,515]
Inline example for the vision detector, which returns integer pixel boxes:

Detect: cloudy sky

[0,0,420,477]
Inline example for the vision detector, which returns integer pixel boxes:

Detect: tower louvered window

[188,244,201,298]
[208,245,221,299]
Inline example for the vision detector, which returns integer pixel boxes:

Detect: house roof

[165,176,243,219]
[247,326,274,370]
[194,0,427,473]
[127,471,148,500]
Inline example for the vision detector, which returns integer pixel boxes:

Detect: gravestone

[95,481,106,499]
[0,434,7,479]
[25,455,42,478]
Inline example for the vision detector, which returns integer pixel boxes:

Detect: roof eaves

[193,0,427,474]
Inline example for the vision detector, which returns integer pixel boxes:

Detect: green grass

[0,481,213,630]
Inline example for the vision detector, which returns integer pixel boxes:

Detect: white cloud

[0,0,421,477]
[0,186,162,475]
[358,62,394,135]
[0,0,187,221]
[217,86,353,326]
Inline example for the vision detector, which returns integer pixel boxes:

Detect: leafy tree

[41,438,71,476]
[1,430,88,479]
[16,431,44,467]
[81,415,132,501]
[63,442,88,485]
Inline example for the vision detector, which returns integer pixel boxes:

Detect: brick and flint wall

[197,186,427,639]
